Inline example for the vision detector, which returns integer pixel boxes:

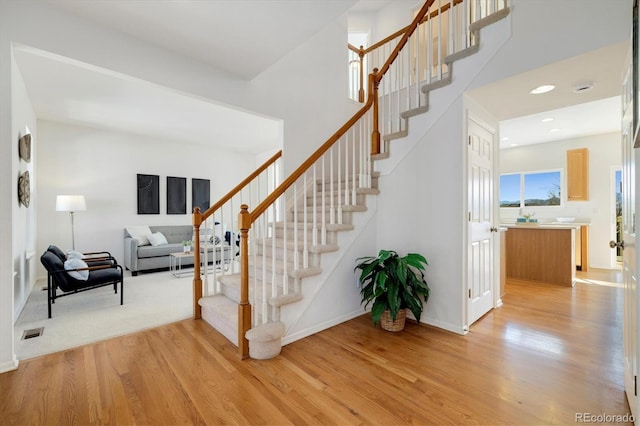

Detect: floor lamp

[56,195,86,250]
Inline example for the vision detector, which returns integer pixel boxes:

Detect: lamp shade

[56,195,86,212]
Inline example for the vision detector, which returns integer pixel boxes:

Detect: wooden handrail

[192,150,282,321]
[236,0,455,358]
[361,0,463,55]
[249,75,376,223]
[199,150,282,223]
[376,0,435,81]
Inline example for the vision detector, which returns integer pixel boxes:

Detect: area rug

[14,271,193,360]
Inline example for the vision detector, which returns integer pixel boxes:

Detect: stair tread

[272,222,355,231]
[255,238,339,253]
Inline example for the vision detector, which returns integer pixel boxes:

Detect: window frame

[500,168,564,209]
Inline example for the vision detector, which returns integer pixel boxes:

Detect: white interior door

[620,45,638,419]
[468,117,496,326]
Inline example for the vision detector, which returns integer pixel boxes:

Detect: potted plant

[182,240,193,253]
[354,250,430,331]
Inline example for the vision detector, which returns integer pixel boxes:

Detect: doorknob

[609,240,625,249]
[490,227,498,232]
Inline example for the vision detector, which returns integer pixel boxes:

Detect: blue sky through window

[500,170,561,207]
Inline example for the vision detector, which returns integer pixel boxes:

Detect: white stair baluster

[293,184,299,270]
[321,157,327,245]
[303,172,309,268]
[330,148,335,225]
[337,141,343,225]
[271,201,277,320]
[282,194,288,295]
[312,163,318,246]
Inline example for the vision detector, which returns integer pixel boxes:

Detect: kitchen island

[502,223,579,286]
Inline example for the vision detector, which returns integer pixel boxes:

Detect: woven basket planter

[380,309,406,332]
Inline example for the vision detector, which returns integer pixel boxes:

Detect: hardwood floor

[0,269,632,425]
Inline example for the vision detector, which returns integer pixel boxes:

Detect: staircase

[194,0,510,359]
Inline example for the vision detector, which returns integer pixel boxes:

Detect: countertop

[500,223,584,230]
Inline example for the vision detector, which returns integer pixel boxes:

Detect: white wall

[11,52,37,322]
[470,0,632,90]
[376,98,466,333]
[0,34,17,372]
[36,120,256,275]
[249,15,358,174]
[0,0,357,369]
[500,132,621,269]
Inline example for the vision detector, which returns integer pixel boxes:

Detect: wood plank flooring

[0,269,632,425]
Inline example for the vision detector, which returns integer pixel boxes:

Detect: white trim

[420,316,467,335]
[0,357,19,374]
[282,309,364,346]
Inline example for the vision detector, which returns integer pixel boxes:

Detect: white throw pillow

[126,226,152,246]
[148,232,168,246]
[64,258,89,281]
[66,250,85,259]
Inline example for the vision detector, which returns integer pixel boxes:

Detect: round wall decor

[18,171,30,207]
[19,133,31,163]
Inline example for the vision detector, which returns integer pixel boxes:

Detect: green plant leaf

[356,249,430,326]
[371,299,387,325]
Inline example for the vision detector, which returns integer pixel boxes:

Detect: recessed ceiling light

[501,137,509,141]
[529,85,556,94]
[541,118,554,123]
[510,143,518,147]
[550,128,561,132]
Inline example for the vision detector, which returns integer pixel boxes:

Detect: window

[500,170,561,208]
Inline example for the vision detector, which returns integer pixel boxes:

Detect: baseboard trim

[420,317,467,335]
[282,309,364,346]
[0,357,19,374]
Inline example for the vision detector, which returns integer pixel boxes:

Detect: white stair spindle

[330,148,335,225]
[271,201,277,319]
[321,156,327,245]
[437,0,442,81]
[293,184,299,270]
[303,172,309,268]
[312,163,318,246]
[282,194,288,295]
[337,141,343,225]
[261,215,268,324]
[352,127,357,205]
[449,0,455,55]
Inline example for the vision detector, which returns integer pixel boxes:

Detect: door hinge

[468,136,472,145]
[468,212,471,221]
[468,289,471,298]
[635,375,637,396]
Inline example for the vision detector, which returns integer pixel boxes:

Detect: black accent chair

[40,247,124,318]
[46,245,117,267]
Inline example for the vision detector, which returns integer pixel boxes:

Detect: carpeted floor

[14,270,193,360]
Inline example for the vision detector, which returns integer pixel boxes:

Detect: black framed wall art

[137,174,159,214]
[167,176,187,214]
[192,178,210,213]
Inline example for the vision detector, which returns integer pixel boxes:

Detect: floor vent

[22,327,44,340]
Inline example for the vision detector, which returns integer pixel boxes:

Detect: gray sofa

[124,225,194,275]
[124,225,235,276]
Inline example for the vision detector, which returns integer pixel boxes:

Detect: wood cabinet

[567,148,589,201]
[505,226,576,286]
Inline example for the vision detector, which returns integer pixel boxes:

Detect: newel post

[192,207,202,319]
[371,69,381,154]
[358,45,365,103]
[238,204,252,359]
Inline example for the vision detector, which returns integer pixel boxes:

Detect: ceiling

[15,1,629,155]
[45,0,358,80]
[468,41,629,149]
